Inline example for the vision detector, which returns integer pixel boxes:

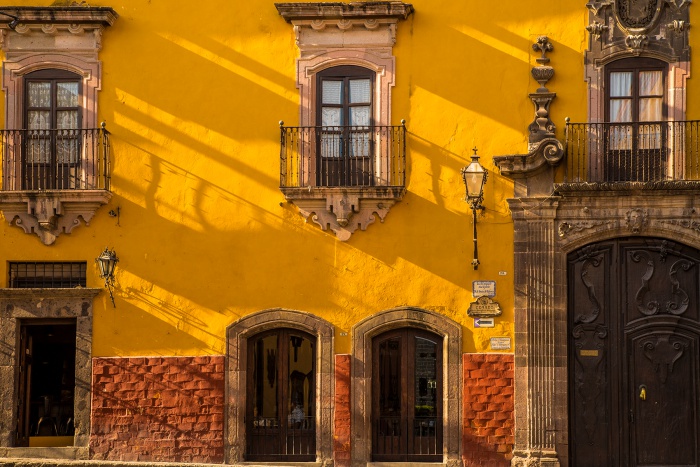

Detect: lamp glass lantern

[96,248,118,307]
[461,148,488,270]
[462,152,487,207]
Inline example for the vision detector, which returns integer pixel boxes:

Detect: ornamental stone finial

[532,36,553,64]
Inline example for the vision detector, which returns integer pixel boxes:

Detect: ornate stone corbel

[587,0,614,17]
[667,20,690,34]
[625,34,649,50]
[586,21,609,40]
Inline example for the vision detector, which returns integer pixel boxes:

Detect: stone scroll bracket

[283,187,404,241]
[0,191,112,245]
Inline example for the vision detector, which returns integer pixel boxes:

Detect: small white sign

[472,280,496,297]
[474,317,495,328]
[490,337,511,350]
[498,271,507,276]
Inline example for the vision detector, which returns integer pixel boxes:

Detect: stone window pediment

[276,2,413,240]
[0,7,117,245]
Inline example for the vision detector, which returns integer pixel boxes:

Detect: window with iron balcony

[276,2,413,241]
[0,6,117,245]
[561,0,695,188]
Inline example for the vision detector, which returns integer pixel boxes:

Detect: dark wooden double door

[372,329,442,462]
[246,329,315,462]
[569,238,700,466]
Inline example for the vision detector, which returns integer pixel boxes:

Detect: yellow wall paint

[3,1,691,356]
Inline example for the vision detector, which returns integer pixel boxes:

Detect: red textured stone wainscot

[463,353,515,466]
[334,354,351,467]
[91,356,225,463]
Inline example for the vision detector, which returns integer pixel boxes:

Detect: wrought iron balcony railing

[280,124,406,189]
[564,120,700,183]
[1,127,110,191]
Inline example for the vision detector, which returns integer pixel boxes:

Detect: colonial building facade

[0,1,697,467]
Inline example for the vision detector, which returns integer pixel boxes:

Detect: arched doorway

[371,328,442,462]
[246,328,316,462]
[568,237,700,466]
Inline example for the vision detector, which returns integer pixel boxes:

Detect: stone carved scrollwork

[625,208,648,233]
[558,220,605,238]
[492,37,564,192]
[616,0,663,29]
[586,0,690,60]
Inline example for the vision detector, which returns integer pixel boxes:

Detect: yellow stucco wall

[2,1,681,356]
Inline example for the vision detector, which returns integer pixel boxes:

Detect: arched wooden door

[246,328,315,462]
[569,238,700,466]
[371,328,442,462]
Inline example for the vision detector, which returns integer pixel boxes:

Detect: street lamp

[461,148,488,270]
[96,247,119,307]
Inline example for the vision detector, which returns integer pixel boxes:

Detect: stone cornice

[554,180,700,194]
[0,288,101,300]
[0,6,118,27]
[275,2,414,22]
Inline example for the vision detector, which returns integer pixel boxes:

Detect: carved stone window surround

[0,7,117,245]
[275,2,413,240]
[0,288,100,457]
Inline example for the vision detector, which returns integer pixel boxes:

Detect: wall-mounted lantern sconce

[461,148,488,270]
[96,247,119,307]
[0,12,19,30]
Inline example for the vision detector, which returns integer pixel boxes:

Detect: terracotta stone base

[463,353,515,466]
[90,356,225,463]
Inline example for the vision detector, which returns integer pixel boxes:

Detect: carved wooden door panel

[569,238,700,466]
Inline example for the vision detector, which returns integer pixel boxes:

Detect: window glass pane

[610,72,633,97]
[288,335,314,426]
[252,335,278,422]
[350,106,370,127]
[28,82,51,107]
[414,337,438,419]
[378,338,401,417]
[638,123,662,150]
[639,97,662,122]
[349,132,370,158]
[321,107,342,127]
[57,82,79,107]
[57,110,79,130]
[28,111,51,130]
[320,133,342,158]
[610,99,632,123]
[322,81,342,105]
[639,71,662,96]
[609,125,632,151]
[349,79,371,104]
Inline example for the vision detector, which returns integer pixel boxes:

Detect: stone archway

[509,187,700,466]
[351,307,462,467]
[226,309,334,464]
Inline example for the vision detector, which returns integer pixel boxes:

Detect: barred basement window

[9,262,87,288]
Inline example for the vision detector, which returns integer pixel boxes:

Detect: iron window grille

[9,262,87,288]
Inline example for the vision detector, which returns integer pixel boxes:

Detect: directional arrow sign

[474,317,495,328]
